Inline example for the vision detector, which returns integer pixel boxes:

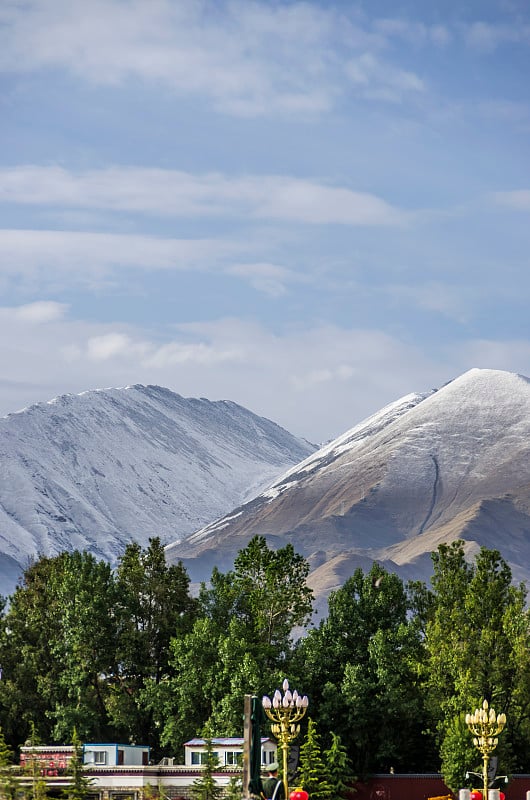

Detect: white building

[184,737,276,769]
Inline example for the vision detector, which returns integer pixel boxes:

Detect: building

[17,738,277,800]
[184,737,277,768]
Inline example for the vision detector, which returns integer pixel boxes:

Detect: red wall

[350,774,530,800]
[350,775,451,800]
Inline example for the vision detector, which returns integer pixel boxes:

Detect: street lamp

[262,679,309,800]
[465,700,506,800]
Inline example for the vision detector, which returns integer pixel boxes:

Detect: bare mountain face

[166,369,530,614]
[0,385,316,596]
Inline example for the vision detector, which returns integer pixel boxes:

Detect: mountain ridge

[165,368,530,612]
[0,383,316,595]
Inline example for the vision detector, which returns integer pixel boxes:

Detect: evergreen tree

[0,726,17,800]
[297,719,331,800]
[323,733,355,800]
[23,724,49,800]
[63,729,93,800]
[190,728,222,800]
[224,776,243,800]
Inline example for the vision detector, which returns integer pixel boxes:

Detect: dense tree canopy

[0,534,529,796]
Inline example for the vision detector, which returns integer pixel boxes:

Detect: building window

[225,752,242,766]
[93,752,107,765]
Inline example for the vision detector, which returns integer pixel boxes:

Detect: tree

[190,728,222,800]
[323,733,355,800]
[160,537,313,750]
[297,719,331,800]
[224,776,243,800]
[110,538,198,756]
[63,729,93,800]
[23,724,49,800]
[294,564,427,776]
[200,536,313,663]
[419,541,530,791]
[0,725,17,800]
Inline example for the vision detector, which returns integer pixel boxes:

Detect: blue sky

[0,0,529,442]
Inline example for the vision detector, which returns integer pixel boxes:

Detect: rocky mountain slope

[0,385,315,595]
[166,369,530,612]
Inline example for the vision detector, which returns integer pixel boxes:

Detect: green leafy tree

[160,537,313,750]
[294,564,426,776]
[323,732,355,800]
[0,552,119,745]
[419,541,530,791]
[109,538,198,756]
[297,719,331,800]
[47,551,119,741]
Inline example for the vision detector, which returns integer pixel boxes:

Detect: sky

[0,0,529,443]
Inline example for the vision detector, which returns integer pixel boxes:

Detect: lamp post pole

[262,679,309,800]
[465,699,506,800]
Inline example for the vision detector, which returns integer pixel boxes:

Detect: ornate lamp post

[262,679,309,800]
[465,699,506,800]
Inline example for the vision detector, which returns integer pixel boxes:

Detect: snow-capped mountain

[0,385,316,595]
[166,369,530,611]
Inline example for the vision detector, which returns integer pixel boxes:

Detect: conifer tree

[0,726,17,800]
[190,727,222,800]
[224,775,242,800]
[24,723,49,800]
[63,729,93,800]
[297,719,331,800]
[323,732,355,800]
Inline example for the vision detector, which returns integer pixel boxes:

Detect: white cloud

[0,0,341,115]
[0,301,68,323]
[345,53,424,103]
[0,0,438,115]
[0,229,240,284]
[373,18,451,47]
[87,333,143,361]
[383,282,470,322]
[464,21,530,51]
[226,262,304,297]
[0,304,529,441]
[0,166,408,227]
[493,190,530,211]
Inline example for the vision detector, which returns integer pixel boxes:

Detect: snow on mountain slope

[166,369,530,604]
[0,385,315,593]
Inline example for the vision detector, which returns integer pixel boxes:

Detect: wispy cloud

[382,282,470,322]
[0,229,240,283]
[464,20,530,51]
[0,309,444,438]
[345,52,424,103]
[225,262,305,297]
[373,18,451,47]
[492,190,530,211]
[0,0,435,116]
[0,0,342,115]
[0,166,408,226]
[1,300,69,323]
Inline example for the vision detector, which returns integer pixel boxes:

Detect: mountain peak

[166,368,530,612]
[0,386,315,595]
